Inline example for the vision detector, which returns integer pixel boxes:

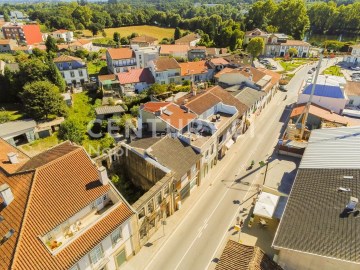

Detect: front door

[115,249,126,268]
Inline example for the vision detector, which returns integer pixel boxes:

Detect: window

[68,62,72,68]
[89,245,103,265]
[205,150,209,158]
[164,185,169,197]
[157,193,162,205]
[79,70,83,77]
[111,227,122,246]
[138,208,145,219]
[210,144,214,155]
[70,71,75,77]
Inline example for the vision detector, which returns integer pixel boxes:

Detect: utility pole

[299,54,323,139]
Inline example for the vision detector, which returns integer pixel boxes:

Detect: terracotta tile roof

[117,68,155,84]
[258,68,281,92]
[53,55,83,63]
[160,45,189,55]
[0,138,30,174]
[22,24,43,45]
[142,102,170,113]
[175,33,200,45]
[131,35,158,43]
[210,58,229,66]
[281,40,310,46]
[215,66,267,84]
[98,74,117,82]
[107,48,135,60]
[152,57,180,71]
[216,240,283,270]
[52,29,69,34]
[344,81,360,96]
[77,39,92,45]
[181,90,221,115]
[0,39,10,45]
[179,60,209,76]
[245,28,268,37]
[158,103,196,130]
[0,170,34,270]
[291,103,356,126]
[17,141,80,172]
[210,86,249,115]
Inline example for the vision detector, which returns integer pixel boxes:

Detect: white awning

[225,139,234,149]
[254,192,280,219]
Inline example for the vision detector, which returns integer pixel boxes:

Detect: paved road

[142,58,337,270]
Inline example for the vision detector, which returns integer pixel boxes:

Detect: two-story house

[130,35,158,47]
[131,45,159,68]
[0,140,140,270]
[118,68,155,94]
[243,28,269,46]
[175,33,200,46]
[179,60,214,83]
[278,40,310,57]
[148,57,182,85]
[53,55,89,87]
[160,45,189,60]
[0,39,16,53]
[344,44,360,66]
[106,48,137,74]
[50,29,74,43]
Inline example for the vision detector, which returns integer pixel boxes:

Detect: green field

[87,60,108,76]
[82,25,176,40]
[322,65,343,77]
[279,59,308,72]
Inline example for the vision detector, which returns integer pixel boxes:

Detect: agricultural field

[82,25,176,40]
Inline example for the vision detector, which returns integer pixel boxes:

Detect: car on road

[267,65,277,70]
[308,69,314,74]
[279,85,287,92]
[351,66,360,71]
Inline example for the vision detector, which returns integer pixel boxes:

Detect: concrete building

[54,55,89,87]
[106,48,137,74]
[0,140,140,270]
[0,119,36,146]
[2,22,43,45]
[50,29,74,42]
[273,126,360,270]
[148,57,182,85]
[131,45,159,69]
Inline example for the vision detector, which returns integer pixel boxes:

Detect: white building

[51,29,74,42]
[148,57,182,84]
[343,44,360,65]
[0,140,140,270]
[106,48,137,74]
[131,45,159,68]
[53,55,89,87]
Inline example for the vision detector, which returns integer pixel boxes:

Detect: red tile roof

[0,39,11,45]
[210,58,229,66]
[22,24,43,45]
[142,102,170,113]
[160,45,190,55]
[158,103,196,130]
[282,40,310,46]
[179,60,209,76]
[53,55,83,63]
[344,81,360,96]
[152,57,181,71]
[107,48,135,60]
[52,29,69,34]
[0,138,30,174]
[117,68,155,85]
[175,33,200,45]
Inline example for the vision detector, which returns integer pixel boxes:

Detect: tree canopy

[247,37,265,60]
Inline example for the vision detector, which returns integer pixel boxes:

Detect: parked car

[268,65,277,70]
[311,67,316,71]
[279,85,287,92]
[308,69,314,74]
[351,66,360,71]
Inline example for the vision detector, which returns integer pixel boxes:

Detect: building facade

[54,55,89,87]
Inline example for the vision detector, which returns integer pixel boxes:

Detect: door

[115,249,126,268]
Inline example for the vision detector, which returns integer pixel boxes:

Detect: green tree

[247,37,265,62]
[72,5,92,28]
[20,81,66,120]
[88,23,103,36]
[265,25,279,34]
[113,32,121,44]
[148,83,167,95]
[288,47,298,57]
[130,105,140,117]
[45,36,58,53]
[174,27,181,40]
[58,118,86,144]
[48,61,66,92]
[246,0,277,30]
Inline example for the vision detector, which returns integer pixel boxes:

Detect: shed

[253,192,280,219]
[95,106,125,120]
[0,119,36,146]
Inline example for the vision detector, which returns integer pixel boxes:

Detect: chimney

[0,184,14,206]
[98,166,109,186]
[7,152,18,164]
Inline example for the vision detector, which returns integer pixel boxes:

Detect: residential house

[243,28,269,46]
[179,60,214,83]
[290,103,358,129]
[188,46,207,61]
[264,33,288,56]
[0,140,140,270]
[278,40,310,57]
[273,126,360,270]
[0,39,16,52]
[2,22,43,45]
[0,20,6,38]
[98,74,120,91]
[106,48,137,74]
[343,44,360,65]
[0,119,36,146]
[118,68,155,94]
[209,57,230,72]
[130,35,158,47]
[9,10,28,20]
[175,33,200,46]
[345,81,360,106]
[131,45,159,68]
[54,55,89,87]
[50,29,74,43]
[160,45,189,60]
[297,83,347,114]
[216,240,283,270]
[148,57,182,85]
[206,48,228,58]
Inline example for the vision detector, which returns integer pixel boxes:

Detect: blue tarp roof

[303,84,344,99]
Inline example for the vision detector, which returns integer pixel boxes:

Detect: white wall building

[51,29,74,42]
[131,45,159,68]
[148,57,182,85]
[343,44,360,65]
[106,48,137,74]
[54,55,89,87]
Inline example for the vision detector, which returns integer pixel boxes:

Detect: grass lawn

[20,133,59,157]
[0,103,24,123]
[322,65,343,77]
[82,25,176,40]
[279,59,308,72]
[87,60,108,76]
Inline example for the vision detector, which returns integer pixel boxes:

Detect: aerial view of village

[0,0,359,269]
